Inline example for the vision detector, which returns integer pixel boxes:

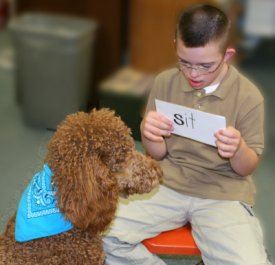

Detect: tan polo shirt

[145,65,264,205]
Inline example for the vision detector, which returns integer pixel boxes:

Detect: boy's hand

[141,111,173,142]
[214,126,242,158]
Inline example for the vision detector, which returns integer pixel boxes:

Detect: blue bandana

[15,164,73,242]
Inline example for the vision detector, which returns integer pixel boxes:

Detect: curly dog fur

[0,108,162,265]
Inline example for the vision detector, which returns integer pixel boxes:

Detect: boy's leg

[103,185,191,265]
[190,198,272,265]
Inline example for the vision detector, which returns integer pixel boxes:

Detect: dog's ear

[45,112,119,233]
[52,154,119,233]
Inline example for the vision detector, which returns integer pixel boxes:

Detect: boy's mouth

[188,79,203,88]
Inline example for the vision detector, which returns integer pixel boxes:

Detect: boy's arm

[230,137,260,176]
[141,133,167,161]
[215,126,260,176]
[140,111,173,160]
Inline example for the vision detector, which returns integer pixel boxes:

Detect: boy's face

[175,38,234,90]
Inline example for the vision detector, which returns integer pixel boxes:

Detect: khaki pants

[103,185,272,265]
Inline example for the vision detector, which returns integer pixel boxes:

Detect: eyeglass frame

[177,54,225,75]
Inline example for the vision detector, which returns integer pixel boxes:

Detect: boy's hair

[176,4,231,52]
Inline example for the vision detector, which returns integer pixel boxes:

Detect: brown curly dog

[0,108,162,265]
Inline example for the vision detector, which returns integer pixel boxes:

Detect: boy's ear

[224,48,236,62]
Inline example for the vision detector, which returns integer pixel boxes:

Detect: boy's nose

[189,68,200,78]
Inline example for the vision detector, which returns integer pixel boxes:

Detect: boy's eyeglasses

[177,56,224,75]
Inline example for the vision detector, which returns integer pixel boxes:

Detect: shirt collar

[211,66,237,99]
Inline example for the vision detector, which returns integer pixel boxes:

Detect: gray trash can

[9,13,97,129]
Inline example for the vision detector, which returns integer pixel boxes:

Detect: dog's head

[45,108,161,234]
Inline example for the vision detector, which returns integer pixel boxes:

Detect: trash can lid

[9,13,97,39]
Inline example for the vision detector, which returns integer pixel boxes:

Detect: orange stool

[142,223,201,256]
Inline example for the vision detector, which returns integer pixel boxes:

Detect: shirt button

[196,92,202,97]
[195,104,201,109]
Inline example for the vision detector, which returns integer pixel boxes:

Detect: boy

[103,4,271,265]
